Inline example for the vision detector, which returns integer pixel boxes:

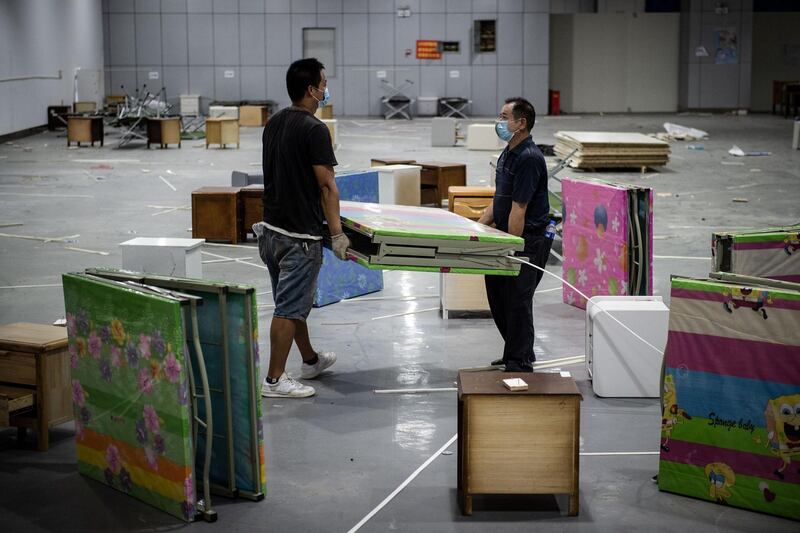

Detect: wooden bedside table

[0,323,72,451]
[457,370,582,516]
[418,162,467,207]
[191,186,242,243]
[205,117,240,149]
[146,116,182,148]
[239,185,264,241]
[448,186,495,221]
[67,116,104,147]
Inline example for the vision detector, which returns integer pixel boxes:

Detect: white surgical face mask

[312,86,330,107]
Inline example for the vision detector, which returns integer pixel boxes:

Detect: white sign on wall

[224,70,235,78]
[148,71,159,80]
[376,70,387,79]
[449,70,460,78]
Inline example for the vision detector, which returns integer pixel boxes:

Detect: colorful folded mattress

[314,170,384,307]
[561,177,653,309]
[712,225,800,283]
[658,274,800,521]
[340,201,524,275]
[63,270,265,522]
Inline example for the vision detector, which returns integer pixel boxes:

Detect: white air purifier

[585,296,669,398]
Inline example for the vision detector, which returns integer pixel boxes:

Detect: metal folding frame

[85,269,265,504]
[439,97,471,119]
[381,79,416,120]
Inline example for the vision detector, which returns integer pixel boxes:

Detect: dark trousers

[484,231,552,372]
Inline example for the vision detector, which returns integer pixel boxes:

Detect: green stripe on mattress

[658,460,800,520]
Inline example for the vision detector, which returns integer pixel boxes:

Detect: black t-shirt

[493,136,549,233]
[262,107,337,237]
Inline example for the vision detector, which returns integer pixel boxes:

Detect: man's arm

[507,201,528,237]
[477,202,494,226]
[313,164,342,235]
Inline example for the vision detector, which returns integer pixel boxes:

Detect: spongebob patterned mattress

[657,274,800,520]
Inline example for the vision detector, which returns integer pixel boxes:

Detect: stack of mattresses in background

[554,131,670,169]
[62,270,265,522]
[658,273,800,521]
[713,225,800,283]
[561,177,653,309]
[340,202,523,275]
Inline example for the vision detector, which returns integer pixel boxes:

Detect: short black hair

[504,97,536,132]
[286,58,325,103]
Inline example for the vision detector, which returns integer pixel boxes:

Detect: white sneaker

[300,351,337,379]
[261,373,315,398]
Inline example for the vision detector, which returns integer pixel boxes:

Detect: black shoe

[504,363,533,373]
[490,358,504,366]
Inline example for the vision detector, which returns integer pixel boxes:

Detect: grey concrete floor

[0,113,798,532]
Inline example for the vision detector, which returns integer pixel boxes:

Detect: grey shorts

[256,228,322,320]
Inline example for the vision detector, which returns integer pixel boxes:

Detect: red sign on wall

[416,40,442,60]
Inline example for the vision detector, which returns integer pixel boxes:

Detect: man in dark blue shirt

[478,97,552,372]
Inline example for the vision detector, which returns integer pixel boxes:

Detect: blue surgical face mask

[313,86,330,107]
[495,120,513,142]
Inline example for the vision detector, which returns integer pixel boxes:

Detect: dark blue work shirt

[493,136,549,234]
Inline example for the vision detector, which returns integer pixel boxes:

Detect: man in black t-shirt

[478,97,552,373]
[253,58,350,398]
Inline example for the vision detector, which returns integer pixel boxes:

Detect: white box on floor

[208,105,238,119]
[467,124,504,151]
[120,237,205,279]
[431,117,457,147]
[180,94,200,116]
[585,296,668,398]
[376,164,421,206]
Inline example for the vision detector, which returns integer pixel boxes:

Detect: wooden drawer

[452,197,492,220]
[0,384,35,426]
[0,350,36,386]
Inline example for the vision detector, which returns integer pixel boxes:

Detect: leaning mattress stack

[554,131,670,169]
[658,273,800,521]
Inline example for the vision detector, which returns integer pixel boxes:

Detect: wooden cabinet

[146,117,182,149]
[240,185,264,241]
[205,117,240,149]
[457,371,581,516]
[418,161,467,207]
[448,186,494,221]
[442,186,496,317]
[47,105,70,130]
[0,323,73,451]
[67,116,104,147]
[191,186,242,243]
[239,105,269,127]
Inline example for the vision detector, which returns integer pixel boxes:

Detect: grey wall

[549,13,680,113]
[0,0,104,136]
[751,12,800,112]
[101,0,551,117]
[678,0,753,110]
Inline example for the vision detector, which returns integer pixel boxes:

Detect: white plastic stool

[467,124,504,151]
[376,164,421,206]
[120,238,205,279]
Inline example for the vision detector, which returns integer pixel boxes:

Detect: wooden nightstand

[146,117,182,148]
[457,371,582,516]
[0,323,72,451]
[67,116,104,147]
[205,117,240,149]
[448,186,495,221]
[418,162,467,207]
[191,186,242,243]
[239,185,264,241]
